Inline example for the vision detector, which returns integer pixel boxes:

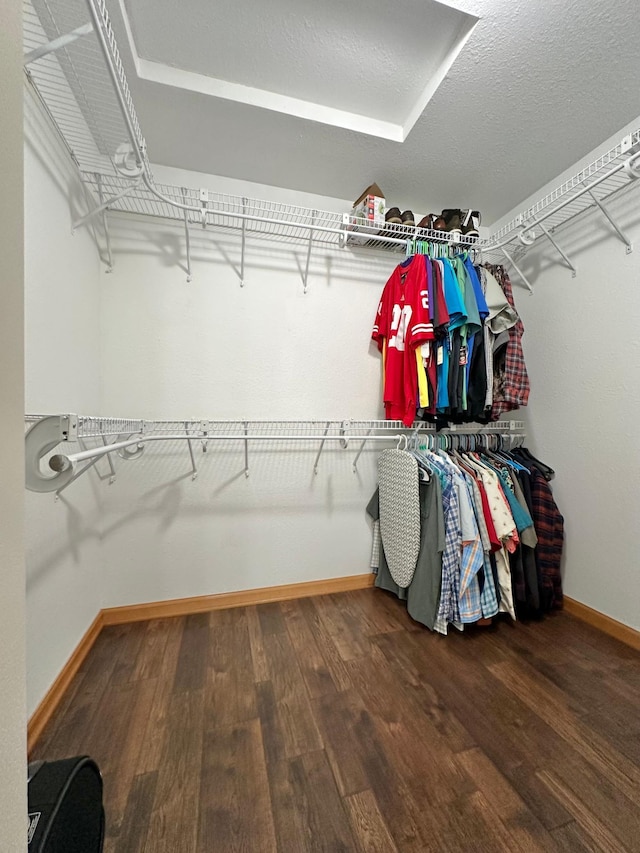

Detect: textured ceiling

[122,0,478,140]
[109,0,640,223]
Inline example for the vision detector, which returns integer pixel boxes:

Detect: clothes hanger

[496,450,528,472]
[436,432,453,459]
[452,446,479,478]
[495,436,528,471]
[483,446,510,468]
[408,445,432,479]
[512,447,555,479]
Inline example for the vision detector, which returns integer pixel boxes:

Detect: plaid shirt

[479,554,500,618]
[486,265,530,419]
[529,468,564,610]
[459,541,484,621]
[434,471,462,634]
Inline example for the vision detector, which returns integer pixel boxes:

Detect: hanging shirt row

[366,444,563,633]
[372,259,529,427]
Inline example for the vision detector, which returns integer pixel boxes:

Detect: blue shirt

[440,260,466,330]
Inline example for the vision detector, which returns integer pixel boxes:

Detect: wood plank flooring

[32,588,640,852]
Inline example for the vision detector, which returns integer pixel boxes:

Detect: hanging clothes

[371,254,530,427]
[481,265,520,410]
[484,265,530,420]
[371,255,433,426]
[367,441,563,633]
[434,259,465,413]
[519,461,564,610]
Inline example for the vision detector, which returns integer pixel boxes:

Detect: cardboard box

[352,183,385,225]
[347,183,386,245]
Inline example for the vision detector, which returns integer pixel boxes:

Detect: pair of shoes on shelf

[462,210,481,240]
[462,210,481,238]
[417,214,446,232]
[370,207,414,246]
[441,209,482,238]
[386,207,415,227]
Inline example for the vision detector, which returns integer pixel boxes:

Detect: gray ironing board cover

[377,449,420,588]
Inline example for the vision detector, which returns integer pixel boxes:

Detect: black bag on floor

[27,756,105,852]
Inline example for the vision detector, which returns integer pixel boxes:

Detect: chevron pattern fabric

[378,450,420,588]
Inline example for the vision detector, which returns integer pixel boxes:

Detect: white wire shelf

[490,130,640,246]
[22,0,640,281]
[81,173,347,246]
[24,414,525,438]
[23,0,150,177]
[24,414,526,494]
[79,172,490,251]
[341,214,487,252]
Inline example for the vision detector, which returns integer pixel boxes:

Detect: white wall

[25,87,640,724]
[22,113,406,708]
[24,86,104,716]
[501,119,640,630]
[0,0,27,847]
[75,144,640,630]
[97,168,399,607]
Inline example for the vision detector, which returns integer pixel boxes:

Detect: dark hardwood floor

[32,588,640,852]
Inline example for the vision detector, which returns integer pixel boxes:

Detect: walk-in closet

[2,0,640,850]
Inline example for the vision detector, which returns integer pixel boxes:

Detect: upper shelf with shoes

[347,185,485,252]
[343,207,487,252]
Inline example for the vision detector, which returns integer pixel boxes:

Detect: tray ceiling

[99,0,640,222]
[120,0,478,142]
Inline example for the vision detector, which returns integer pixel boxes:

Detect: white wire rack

[80,172,490,250]
[24,414,525,495]
[483,129,640,283]
[81,173,346,245]
[490,130,640,247]
[22,0,640,287]
[23,414,525,442]
[341,214,488,252]
[23,0,150,177]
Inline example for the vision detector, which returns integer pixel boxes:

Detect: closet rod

[48,432,412,472]
[25,415,525,493]
[49,427,526,472]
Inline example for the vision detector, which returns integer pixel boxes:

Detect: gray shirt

[368,476,445,631]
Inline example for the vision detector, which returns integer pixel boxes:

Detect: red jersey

[372,256,434,425]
